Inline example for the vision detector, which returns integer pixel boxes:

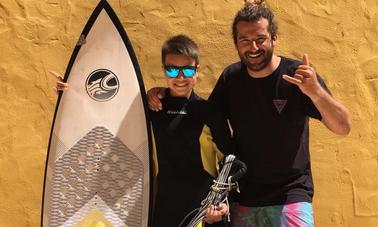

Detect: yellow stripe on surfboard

[74,209,113,227]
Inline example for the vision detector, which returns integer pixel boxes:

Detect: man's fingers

[283,54,312,88]
[302,54,309,66]
[204,205,223,224]
[295,68,311,77]
[148,97,162,111]
[218,203,229,215]
[205,207,215,224]
[150,96,163,110]
[55,79,69,92]
[157,88,165,99]
[148,87,161,96]
[49,70,64,81]
[53,86,68,93]
[283,74,302,85]
[150,87,165,99]
[57,81,68,86]
[146,87,165,111]
[294,74,304,81]
[209,205,215,214]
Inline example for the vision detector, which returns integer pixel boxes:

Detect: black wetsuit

[151,90,235,227]
[209,57,330,207]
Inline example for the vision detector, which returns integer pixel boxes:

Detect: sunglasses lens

[165,67,179,78]
[182,68,196,77]
[164,66,196,78]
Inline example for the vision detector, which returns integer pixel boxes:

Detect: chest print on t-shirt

[273,99,287,114]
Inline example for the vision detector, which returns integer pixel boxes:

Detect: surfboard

[41,1,152,226]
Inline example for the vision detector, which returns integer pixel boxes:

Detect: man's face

[163,54,198,98]
[235,19,276,72]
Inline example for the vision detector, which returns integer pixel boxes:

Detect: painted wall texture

[0,0,377,226]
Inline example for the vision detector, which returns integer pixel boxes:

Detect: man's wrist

[309,86,327,104]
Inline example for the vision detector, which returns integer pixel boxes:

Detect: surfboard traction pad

[47,126,146,226]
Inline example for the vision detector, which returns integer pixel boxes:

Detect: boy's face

[163,54,198,98]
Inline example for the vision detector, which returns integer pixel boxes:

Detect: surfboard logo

[85,69,119,102]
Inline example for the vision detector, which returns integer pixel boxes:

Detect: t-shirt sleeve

[302,74,331,120]
[208,72,228,117]
[206,102,236,156]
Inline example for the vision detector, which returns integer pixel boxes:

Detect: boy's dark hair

[161,35,199,65]
[232,0,278,45]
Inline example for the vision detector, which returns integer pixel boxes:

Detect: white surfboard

[41,1,152,226]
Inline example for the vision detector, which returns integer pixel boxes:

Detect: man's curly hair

[232,0,277,44]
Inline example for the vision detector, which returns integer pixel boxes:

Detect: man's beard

[239,46,274,72]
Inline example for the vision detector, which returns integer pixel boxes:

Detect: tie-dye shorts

[230,202,314,227]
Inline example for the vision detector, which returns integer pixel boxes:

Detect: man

[148,1,351,226]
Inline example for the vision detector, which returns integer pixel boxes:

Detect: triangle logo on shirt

[273,99,287,114]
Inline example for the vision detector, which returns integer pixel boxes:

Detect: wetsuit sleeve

[302,74,331,120]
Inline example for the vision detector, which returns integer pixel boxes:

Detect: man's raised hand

[282,54,322,100]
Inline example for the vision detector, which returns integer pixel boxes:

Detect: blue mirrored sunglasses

[164,65,197,78]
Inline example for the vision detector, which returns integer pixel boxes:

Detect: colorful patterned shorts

[230,202,314,227]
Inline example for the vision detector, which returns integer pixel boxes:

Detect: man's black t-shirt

[209,57,329,206]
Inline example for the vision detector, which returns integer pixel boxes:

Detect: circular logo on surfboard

[85,69,119,102]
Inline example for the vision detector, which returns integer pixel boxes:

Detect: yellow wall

[0,0,377,226]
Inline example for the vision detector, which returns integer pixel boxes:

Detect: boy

[150,34,239,227]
